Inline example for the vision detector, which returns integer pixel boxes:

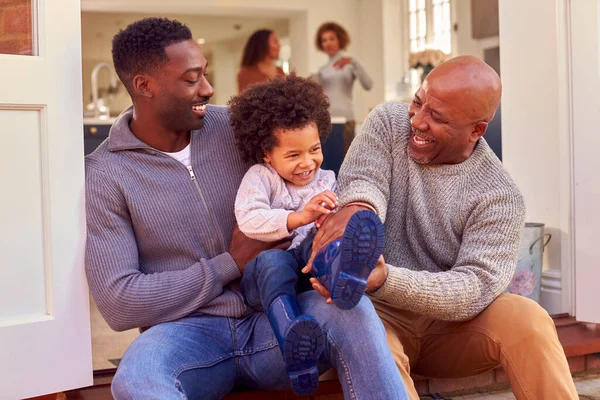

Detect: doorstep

[37,315,600,400]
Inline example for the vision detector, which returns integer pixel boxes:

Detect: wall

[355,0,385,117]
[81,12,289,113]
[499,0,571,314]
[0,0,32,55]
[81,0,392,122]
[453,0,484,59]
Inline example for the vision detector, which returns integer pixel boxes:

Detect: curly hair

[240,29,273,67]
[112,18,192,94]
[228,73,331,164]
[315,22,350,52]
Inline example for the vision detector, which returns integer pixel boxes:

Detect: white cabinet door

[0,0,92,397]
[571,0,600,324]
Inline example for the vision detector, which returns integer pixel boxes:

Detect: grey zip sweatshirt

[85,105,251,331]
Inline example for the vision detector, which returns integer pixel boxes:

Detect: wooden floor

[29,316,600,400]
[555,315,600,357]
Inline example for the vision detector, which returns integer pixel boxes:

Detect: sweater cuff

[370,265,411,307]
[344,201,377,214]
[211,252,241,286]
[339,189,387,221]
[275,210,294,239]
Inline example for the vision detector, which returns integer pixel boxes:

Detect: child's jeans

[241,233,315,311]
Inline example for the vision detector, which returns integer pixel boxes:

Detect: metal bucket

[506,223,551,303]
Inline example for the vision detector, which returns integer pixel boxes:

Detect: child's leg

[290,233,317,294]
[240,249,324,396]
[241,249,299,311]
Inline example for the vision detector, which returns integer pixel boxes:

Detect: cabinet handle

[89,127,98,135]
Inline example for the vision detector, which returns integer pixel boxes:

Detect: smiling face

[320,30,340,57]
[407,78,489,165]
[263,123,323,186]
[152,39,214,132]
[406,56,502,165]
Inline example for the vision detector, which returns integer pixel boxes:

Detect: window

[408,0,452,54]
[409,0,427,52]
[432,0,451,54]
[275,36,291,74]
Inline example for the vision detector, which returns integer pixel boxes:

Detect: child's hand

[288,190,338,231]
[301,190,338,223]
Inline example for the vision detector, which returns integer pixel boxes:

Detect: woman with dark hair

[237,29,285,93]
[312,22,373,154]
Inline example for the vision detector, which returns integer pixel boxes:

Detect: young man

[85,17,406,399]
[308,56,578,399]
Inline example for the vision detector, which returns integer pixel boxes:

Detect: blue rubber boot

[312,209,385,310]
[267,295,325,396]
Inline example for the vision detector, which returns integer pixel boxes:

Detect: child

[228,73,384,396]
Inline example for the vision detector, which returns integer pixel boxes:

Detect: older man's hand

[366,255,388,293]
[303,204,388,302]
[309,255,388,303]
[302,205,368,275]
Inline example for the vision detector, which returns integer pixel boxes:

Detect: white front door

[0,0,92,398]
[571,0,600,323]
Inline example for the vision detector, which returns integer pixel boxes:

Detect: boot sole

[283,316,324,396]
[332,210,385,310]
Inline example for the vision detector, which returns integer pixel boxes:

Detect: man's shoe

[312,209,385,310]
[267,295,324,396]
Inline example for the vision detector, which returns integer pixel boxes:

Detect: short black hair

[112,18,192,94]
[228,73,331,164]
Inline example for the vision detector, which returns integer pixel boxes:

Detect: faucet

[85,62,119,120]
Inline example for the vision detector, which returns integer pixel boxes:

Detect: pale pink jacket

[234,164,336,249]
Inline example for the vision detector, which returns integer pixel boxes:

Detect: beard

[155,96,205,133]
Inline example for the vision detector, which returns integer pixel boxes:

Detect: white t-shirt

[161,144,191,166]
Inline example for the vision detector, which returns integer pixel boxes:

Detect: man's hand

[309,255,388,303]
[229,225,291,273]
[333,57,353,69]
[366,255,388,293]
[302,204,368,274]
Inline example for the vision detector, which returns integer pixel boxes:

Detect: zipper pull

[187,165,196,181]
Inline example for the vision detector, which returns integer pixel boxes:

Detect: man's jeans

[111,291,408,400]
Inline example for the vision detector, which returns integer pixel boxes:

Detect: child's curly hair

[228,73,331,164]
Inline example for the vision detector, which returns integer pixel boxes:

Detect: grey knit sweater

[85,105,252,331]
[337,102,526,321]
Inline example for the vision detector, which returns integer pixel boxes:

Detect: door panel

[571,0,600,323]
[0,0,93,397]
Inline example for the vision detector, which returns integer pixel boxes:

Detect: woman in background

[312,22,372,154]
[237,29,285,93]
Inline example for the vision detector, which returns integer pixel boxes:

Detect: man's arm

[372,190,526,321]
[85,166,241,332]
[336,103,397,221]
[307,103,397,276]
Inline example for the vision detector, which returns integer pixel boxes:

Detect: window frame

[407,0,454,55]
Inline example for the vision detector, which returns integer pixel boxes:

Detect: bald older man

[306,56,578,399]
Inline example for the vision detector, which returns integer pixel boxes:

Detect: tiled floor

[452,373,600,400]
